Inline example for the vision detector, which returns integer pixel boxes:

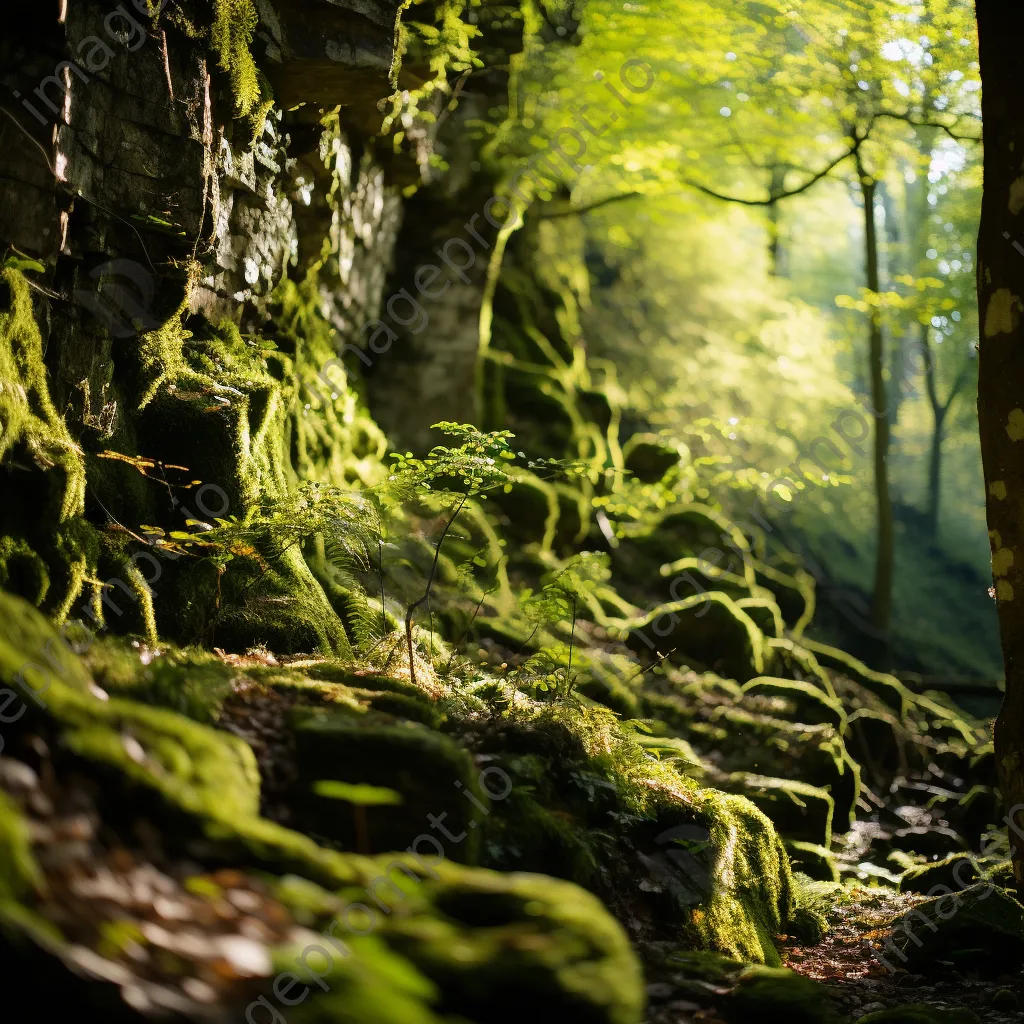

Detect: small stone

[645,982,674,1000]
[153,896,191,921]
[29,792,56,818]
[239,916,273,942]
[122,735,148,764]
[218,936,272,977]
[227,888,262,913]
[664,999,701,1012]
[182,977,218,1004]
[992,988,1018,1009]
[0,757,39,792]
[141,922,174,948]
[121,986,152,1012]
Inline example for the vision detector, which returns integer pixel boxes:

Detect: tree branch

[877,110,980,143]
[941,357,974,414]
[681,140,860,206]
[537,191,643,219]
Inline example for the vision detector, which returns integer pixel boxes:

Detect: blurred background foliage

[480,0,997,680]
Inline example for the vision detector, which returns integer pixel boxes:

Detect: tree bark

[975,0,1024,893]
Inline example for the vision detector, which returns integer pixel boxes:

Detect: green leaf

[312,780,404,806]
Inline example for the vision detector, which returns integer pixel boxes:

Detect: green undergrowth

[0,590,643,1023]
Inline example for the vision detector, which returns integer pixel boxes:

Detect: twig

[564,594,577,697]
[160,29,175,101]
[622,646,679,688]
[405,494,468,688]
[378,536,387,636]
[445,581,498,676]
[0,105,56,176]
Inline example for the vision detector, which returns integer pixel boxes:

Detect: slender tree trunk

[927,409,944,540]
[976,1,1024,894]
[767,164,786,277]
[922,323,944,539]
[858,162,894,640]
[879,181,905,426]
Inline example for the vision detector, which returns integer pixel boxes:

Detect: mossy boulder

[687,792,794,965]
[622,434,683,483]
[0,588,647,1024]
[627,593,767,682]
[288,705,486,861]
[726,965,836,1024]
[899,854,979,895]
[880,883,1024,974]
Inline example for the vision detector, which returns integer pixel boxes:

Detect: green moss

[0,270,85,522]
[0,589,646,1022]
[689,791,794,965]
[622,433,683,483]
[727,965,836,1024]
[0,589,260,821]
[626,592,768,681]
[0,270,92,616]
[0,536,49,606]
[400,867,644,1024]
[0,790,42,901]
[83,638,239,722]
[289,705,485,860]
[801,638,910,714]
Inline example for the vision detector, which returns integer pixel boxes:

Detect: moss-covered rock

[622,434,683,483]
[0,588,647,1024]
[899,854,979,895]
[287,704,485,860]
[726,965,836,1024]
[880,883,1024,974]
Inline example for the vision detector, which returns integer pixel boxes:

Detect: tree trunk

[927,408,944,541]
[878,181,905,426]
[767,163,786,277]
[975,0,1024,893]
[858,164,894,642]
[922,323,944,539]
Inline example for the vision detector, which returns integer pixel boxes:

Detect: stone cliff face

[0,2,509,458]
[0,0,509,637]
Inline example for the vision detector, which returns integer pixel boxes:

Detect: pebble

[219,935,272,977]
[0,757,39,792]
[646,982,675,999]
